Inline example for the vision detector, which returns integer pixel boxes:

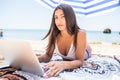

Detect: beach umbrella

[35,0,120,16]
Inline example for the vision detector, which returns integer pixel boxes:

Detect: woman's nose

[57,18,62,24]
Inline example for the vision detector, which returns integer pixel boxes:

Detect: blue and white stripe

[35,0,120,16]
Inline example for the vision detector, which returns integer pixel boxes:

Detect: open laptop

[0,39,44,77]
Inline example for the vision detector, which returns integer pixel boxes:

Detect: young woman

[38,3,92,77]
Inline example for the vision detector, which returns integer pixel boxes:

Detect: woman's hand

[44,61,64,77]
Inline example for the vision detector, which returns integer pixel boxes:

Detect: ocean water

[1,29,120,43]
[2,29,47,40]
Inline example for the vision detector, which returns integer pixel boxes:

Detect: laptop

[0,39,45,77]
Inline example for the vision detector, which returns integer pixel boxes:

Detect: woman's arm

[75,30,86,66]
[44,30,86,77]
[38,54,51,62]
[38,44,55,62]
[61,60,83,69]
[61,30,86,69]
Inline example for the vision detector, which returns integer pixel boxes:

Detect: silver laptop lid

[0,39,44,76]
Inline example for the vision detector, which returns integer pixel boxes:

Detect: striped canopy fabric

[35,0,120,16]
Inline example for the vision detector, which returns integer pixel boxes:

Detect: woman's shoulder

[76,29,86,42]
[77,29,86,36]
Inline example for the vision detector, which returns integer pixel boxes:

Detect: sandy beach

[0,39,120,60]
[27,40,120,56]
[14,39,118,63]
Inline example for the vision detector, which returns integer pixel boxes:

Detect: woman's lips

[57,24,63,27]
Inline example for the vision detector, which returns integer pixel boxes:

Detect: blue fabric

[86,49,90,58]
[84,49,91,60]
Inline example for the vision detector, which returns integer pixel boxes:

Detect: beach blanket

[40,55,120,80]
[0,55,120,80]
[58,55,120,80]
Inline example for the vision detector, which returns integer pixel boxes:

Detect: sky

[0,0,120,31]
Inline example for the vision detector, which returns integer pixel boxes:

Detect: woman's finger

[46,68,59,77]
[44,62,54,70]
[54,70,62,77]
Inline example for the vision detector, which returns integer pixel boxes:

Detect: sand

[0,39,120,63]
[28,40,120,56]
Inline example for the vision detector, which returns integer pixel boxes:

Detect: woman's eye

[61,16,64,18]
[55,17,58,19]
[54,15,64,20]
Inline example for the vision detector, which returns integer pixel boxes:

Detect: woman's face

[54,9,66,31]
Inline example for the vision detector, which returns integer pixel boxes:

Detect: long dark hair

[43,4,80,53]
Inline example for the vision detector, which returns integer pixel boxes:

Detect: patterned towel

[0,55,120,80]
[59,55,120,80]
[12,55,120,80]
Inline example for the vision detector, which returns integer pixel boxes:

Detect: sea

[1,29,120,44]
